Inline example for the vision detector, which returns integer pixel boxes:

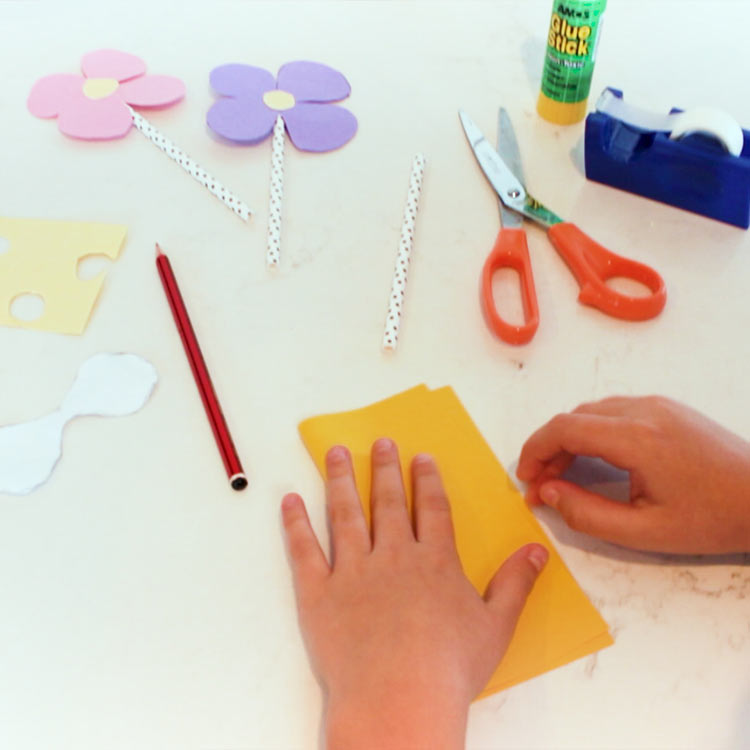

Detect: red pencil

[155,243,248,491]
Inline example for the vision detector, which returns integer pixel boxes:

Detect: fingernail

[281,493,301,511]
[412,453,433,466]
[327,445,349,464]
[539,484,559,508]
[373,437,394,455]
[527,544,549,572]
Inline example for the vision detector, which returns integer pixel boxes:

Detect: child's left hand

[281,438,547,750]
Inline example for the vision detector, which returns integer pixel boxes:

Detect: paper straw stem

[129,107,251,222]
[267,115,285,268]
[382,153,426,351]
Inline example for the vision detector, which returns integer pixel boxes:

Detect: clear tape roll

[669,107,744,156]
[595,89,744,157]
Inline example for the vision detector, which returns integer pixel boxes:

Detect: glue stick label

[540,0,607,104]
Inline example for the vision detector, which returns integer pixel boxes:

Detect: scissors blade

[498,109,565,227]
[459,110,526,223]
[496,108,524,229]
[497,108,525,190]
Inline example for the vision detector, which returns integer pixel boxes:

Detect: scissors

[459,108,667,345]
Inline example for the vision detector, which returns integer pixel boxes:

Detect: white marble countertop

[1,1,749,748]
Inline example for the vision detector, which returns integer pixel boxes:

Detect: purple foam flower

[207,61,357,152]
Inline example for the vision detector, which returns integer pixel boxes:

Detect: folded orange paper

[298,385,613,697]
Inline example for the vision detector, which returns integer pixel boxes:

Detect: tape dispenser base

[585,88,750,229]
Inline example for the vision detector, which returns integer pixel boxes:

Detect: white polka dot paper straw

[382,153,426,351]
[128,107,251,222]
[266,114,285,269]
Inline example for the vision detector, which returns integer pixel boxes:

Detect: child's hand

[282,438,547,750]
[517,396,750,554]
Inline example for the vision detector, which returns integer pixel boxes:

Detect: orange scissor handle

[547,222,667,321]
[481,227,540,345]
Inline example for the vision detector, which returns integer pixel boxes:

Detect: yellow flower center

[83,78,120,100]
[263,89,296,111]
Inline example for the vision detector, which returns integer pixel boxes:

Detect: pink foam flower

[28,49,185,140]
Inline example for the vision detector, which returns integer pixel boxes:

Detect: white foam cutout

[0,353,158,495]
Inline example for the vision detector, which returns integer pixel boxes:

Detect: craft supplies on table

[206,60,357,268]
[155,245,248,491]
[585,88,750,228]
[382,153,426,351]
[459,108,667,345]
[298,384,613,697]
[28,49,251,221]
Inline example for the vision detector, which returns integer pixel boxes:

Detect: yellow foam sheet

[299,385,613,698]
[0,217,127,334]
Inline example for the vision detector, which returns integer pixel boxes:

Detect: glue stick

[537,0,608,125]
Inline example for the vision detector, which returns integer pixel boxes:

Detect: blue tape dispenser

[584,88,750,228]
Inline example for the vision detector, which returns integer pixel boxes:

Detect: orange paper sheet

[298,385,613,698]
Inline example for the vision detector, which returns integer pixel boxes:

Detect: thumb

[539,479,653,548]
[484,543,548,625]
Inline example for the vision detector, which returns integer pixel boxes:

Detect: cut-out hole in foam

[76,254,113,281]
[0,352,158,495]
[10,293,45,322]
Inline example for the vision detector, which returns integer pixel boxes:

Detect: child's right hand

[282,439,547,750]
[517,396,750,554]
